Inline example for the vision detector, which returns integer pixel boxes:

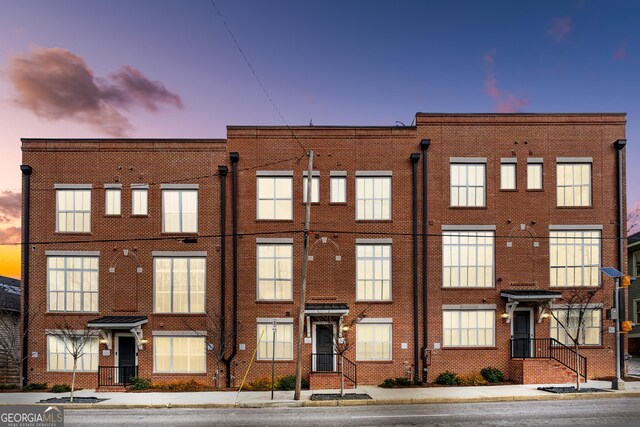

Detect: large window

[549,229,600,287]
[330,175,346,203]
[48,256,99,312]
[257,176,293,220]
[257,321,293,360]
[356,176,391,220]
[550,308,601,345]
[47,335,98,372]
[154,336,205,373]
[527,162,543,190]
[154,257,205,313]
[56,189,91,232]
[356,322,392,361]
[556,162,591,207]
[442,230,494,288]
[162,189,198,232]
[302,174,320,203]
[450,163,485,207]
[356,244,391,300]
[500,163,516,190]
[443,309,495,347]
[257,244,293,300]
[132,187,148,216]
[105,188,121,216]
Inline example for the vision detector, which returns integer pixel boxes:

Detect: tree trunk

[70,358,77,402]
[575,344,580,391]
[340,355,344,397]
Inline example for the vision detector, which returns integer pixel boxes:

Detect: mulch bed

[537,386,610,394]
[310,393,372,401]
[39,397,108,404]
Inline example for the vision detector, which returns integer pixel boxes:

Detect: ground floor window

[356,322,392,361]
[47,335,99,372]
[442,310,495,347]
[550,307,602,346]
[257,320,293,360]
[154,336,206,373]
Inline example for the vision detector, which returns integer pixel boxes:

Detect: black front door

[118,336,136,384]
[512,311,531,358]
[315,325,334,372]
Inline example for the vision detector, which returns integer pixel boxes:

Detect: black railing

[310,353,357,387]
[98,365,138,387]
[510,338,587,380]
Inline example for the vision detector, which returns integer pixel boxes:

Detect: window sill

[152,372,208,376]
[441,287,496,290]
[47,370,98,373]
[299,202,320,205]
[104,214,122,218]
[555,206,593,209]
[255,300,294,304]
[153,313,207,316]
[442,346,497,350]
[354,220,393,223]
[54,232,92,235]
[160,232,199,235]
[500,189,517,192]
[449,206,487,210]
[549,285,602,290]
[256,359,294,363]
[255,219,294,223]
[131,214,149,218]
[355,360,393,364]
[355,300,393,304]
[45,312,100,315]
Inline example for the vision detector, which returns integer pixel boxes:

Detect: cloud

[7,47,183,137]
[547,17,572,42]
[482,50,530,113]
[0,226,21,244]
[0,191,21,221]
[614,40,629,61]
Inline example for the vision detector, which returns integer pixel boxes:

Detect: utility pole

[294,150,314,400]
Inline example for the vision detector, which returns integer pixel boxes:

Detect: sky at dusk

[1,0,639,279]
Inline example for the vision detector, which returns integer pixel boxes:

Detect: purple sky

[0,0,639,276]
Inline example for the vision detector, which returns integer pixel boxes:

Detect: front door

[315,324,334,372]
[512,311,531,358]
[117,336,136,384]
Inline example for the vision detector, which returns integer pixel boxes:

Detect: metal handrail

[310,353,357,386]
[510,338,587,380]
[98,365,138,387]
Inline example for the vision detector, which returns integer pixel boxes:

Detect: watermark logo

[0,405,64,427]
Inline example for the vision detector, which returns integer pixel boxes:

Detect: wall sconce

[500,313,509,319]
[342,326,350,332]
[541,313,550,319]
[99,339,108,344]
[140,339,148,344]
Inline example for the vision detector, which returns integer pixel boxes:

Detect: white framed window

[257,320,293,360]
[549,229,600,287]
[154,336,205,373]
[132,188,148,216]
[356,243,391,300]
[500,163,516,190]
[302,174,320,203]
[105,188,121,216]
[257,175,293,220]
[634,299,640,324]
[56,189,91,232]
[47,335,98,372]
[154,257,206,313]
[257,244,293,300]
[556,162,591,207]
[442,230,494,288]
[450,163,486,207]
[550,308,601,346]
[527,162,543,190]
[356,175,391,220]
[47,256,99,312]
[330,176,346,203]
[443,309,495,347]
[356,321,392,361]
[162,189,198,233]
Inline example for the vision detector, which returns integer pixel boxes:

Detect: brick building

[20,113,628,389]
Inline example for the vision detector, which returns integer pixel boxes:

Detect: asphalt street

[64,397,640,426]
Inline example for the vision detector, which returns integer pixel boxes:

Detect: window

[634,299,640,324]
[500,163,516,190]
[356,322,392,361]
[154,336,205,373]
[154,257,205,313]
[47,256,99,312]
[330,175,346,203]
[450,163,485,207]
[162,189,198,232]
[550,308,601,345]
[443,310,495,347]
[549,230,600,287]
[257,244,292,300]
[132,187,148,216]
[56,189,91,232]
[442,230,494,288]
[556,162,591,207]
[527,162,543,190]
[356,244,391,300]
[47,335,98,371]
[356,176,391,220]
[105,188,121,216]
[302,174,320,203]
[257,321,293,360]
[257,176,293,220]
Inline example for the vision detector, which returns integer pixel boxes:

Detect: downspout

[420,139,430,383]
[410,153,420,382]
[225,152,240,387]
[20,164,32,387]
[615,139,627,375]
[218,165,228,384]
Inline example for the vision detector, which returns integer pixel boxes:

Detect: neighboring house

[628,231,640,355]
[20,113,627,390]
[0,276,21,385]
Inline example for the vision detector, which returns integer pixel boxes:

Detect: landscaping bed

[39,397,108,404]
[538,386,610,394]
[310,393,372,401]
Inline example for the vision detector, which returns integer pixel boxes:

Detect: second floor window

[257,176,293,220]
[257,244,292,300]
[527,162,543,190]
[105,188,121,216]
[556,162,591,207]
[442,230,494,288]
[56,188,91,232]
[549,229,600,287]
[154,257,205,313]
[330,175,346,203]
[302,174,320,203]
[48,256,99,312]
[162,189,198,233]
[132,188,148,216]
[356,176,391,220]
[500,162,516,190]
[450,163,485,207]
[356,244,391,300]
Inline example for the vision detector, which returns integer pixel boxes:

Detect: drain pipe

[218,165,228,385]
[410,152,420,382]
[420,139,430,383]
[224,152,240,387]
[615,139,627,377]
[20,164,32,387]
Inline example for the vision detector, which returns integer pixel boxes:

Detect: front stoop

[96,386,128,392]
[309,373,355,390]
[512,358,585,384]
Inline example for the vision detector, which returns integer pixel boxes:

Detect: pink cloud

[0,226,21,244]
[614,40,629,61]
[547,17,572,42]
[482,50,530,113]
[0,191,20,221]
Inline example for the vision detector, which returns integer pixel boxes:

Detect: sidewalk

[1,381,639,409]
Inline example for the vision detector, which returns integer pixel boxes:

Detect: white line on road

[351,414,452,419]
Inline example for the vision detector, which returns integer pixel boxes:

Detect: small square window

[105,189,121,216]
[500,164,516,190]
[132,188,148,216]
[330,176,346,203]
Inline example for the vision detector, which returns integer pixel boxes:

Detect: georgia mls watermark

[0,405,64,427]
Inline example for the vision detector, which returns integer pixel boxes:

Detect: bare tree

[547,288,600,390]
[628,204,640,235]
[0,299,42,386]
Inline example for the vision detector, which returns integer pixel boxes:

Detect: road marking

[351,414,451,419]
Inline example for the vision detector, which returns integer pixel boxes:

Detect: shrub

[394,377,411,387]
[247,377,273,391]
[413,378,424,386]
[381,378,397,388]
[435,371,458,385]
[150,380,211,392]
[276,374,308,391]
[128,377,151,391]
[50,384,71,393]
[456,373,488,386]
[0,383,18,390]
[480,367,505,383]
[22,383,47,391]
